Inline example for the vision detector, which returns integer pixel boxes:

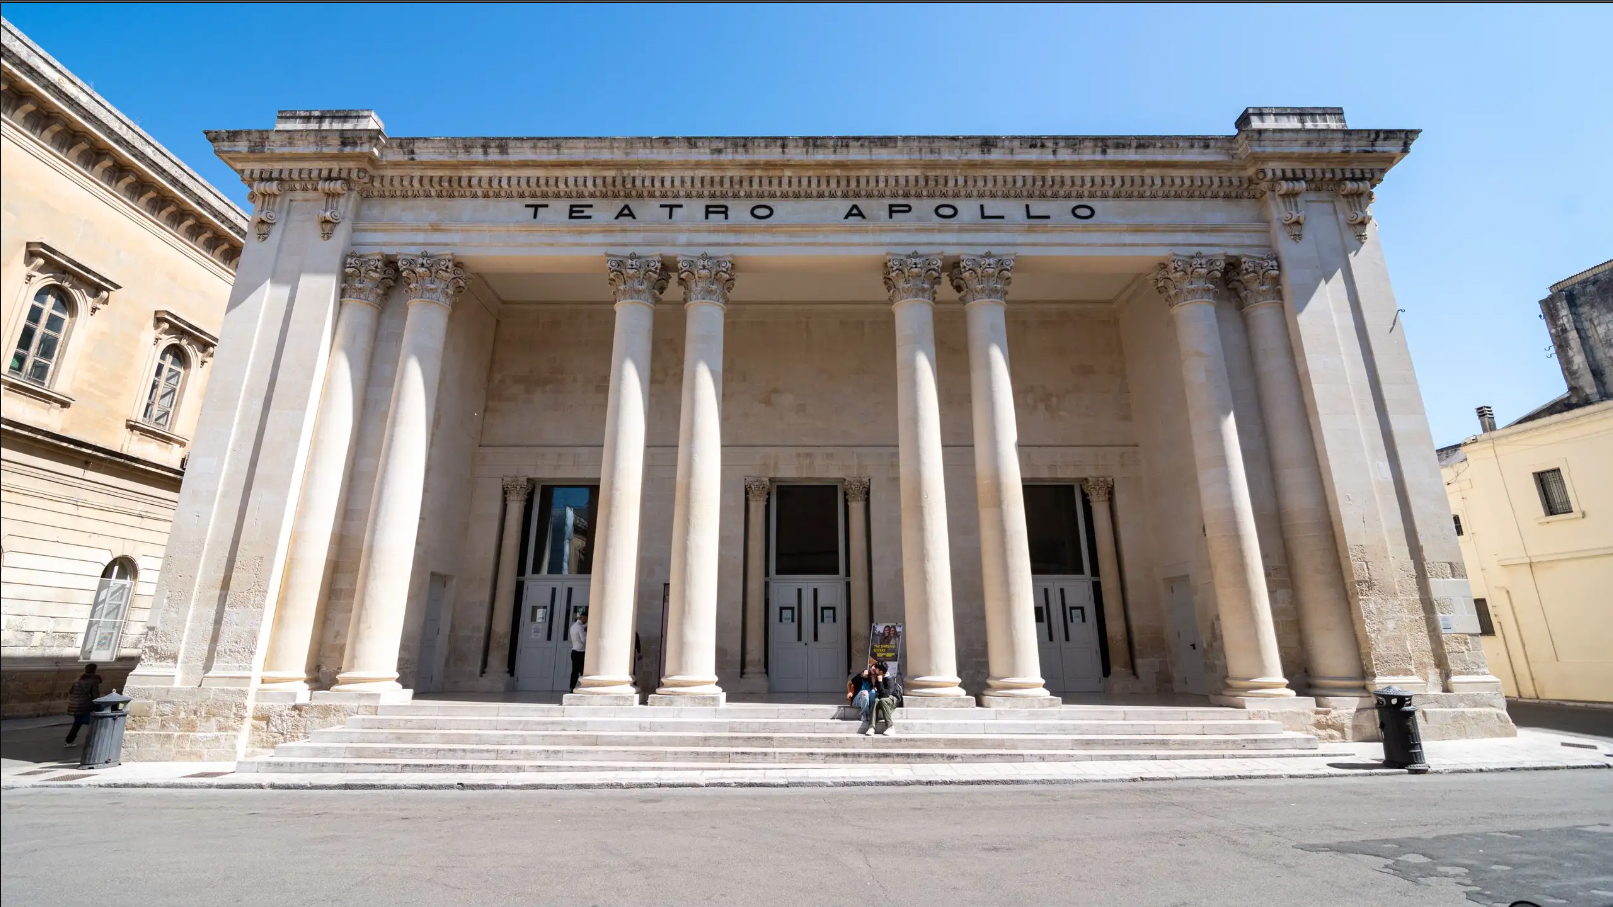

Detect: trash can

[79,690,132,770]
[1373,686,1428,773]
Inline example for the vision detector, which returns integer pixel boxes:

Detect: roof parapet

[1236,107,1348,130]
[275,109,386,132]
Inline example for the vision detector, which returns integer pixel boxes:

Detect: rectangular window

[773,484,841,576]
[1453,514,1464,537]
[1474,598,1496,637]
[1024,484,1086,576]
[531,485,598,575]
[1533,468,1573,516]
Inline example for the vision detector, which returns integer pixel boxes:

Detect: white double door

[1034,578,1103,693]
[768,579,847,693]
[514,577,590,692]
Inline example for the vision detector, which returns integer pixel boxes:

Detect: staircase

[237,701,1323,775]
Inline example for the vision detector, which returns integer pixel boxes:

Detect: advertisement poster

[868,622,903,682]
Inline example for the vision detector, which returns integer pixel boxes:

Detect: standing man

[568,610,588,692]
[63,663,101,747]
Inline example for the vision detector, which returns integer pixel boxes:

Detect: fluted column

[655,254,734,704]
[1227,255,1366,696]
[1154,253,1293,701]
[845,477,872,663]
[953,255,1051,705]
[884,254,967,700]
[333,254,465,692]
[261,253,394,692]
[741,476,770,679]
[483,477,531,683]
[568,253,666,703]
[1081,478,1136,681]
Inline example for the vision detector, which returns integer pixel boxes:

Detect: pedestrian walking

[63,663,102,747]
[568,610,588,691]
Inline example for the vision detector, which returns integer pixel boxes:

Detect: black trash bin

[1374,686,1428,773]
[79,691,132,770]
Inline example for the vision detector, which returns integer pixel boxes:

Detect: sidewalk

[3,726,1607,790]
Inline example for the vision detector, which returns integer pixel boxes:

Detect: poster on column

[868,622,903,682]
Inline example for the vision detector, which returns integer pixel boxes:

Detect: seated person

[846,659,878,730]
[869,661,899,736]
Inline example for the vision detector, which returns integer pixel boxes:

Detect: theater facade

[123,107,1513,761]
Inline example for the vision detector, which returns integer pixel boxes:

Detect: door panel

[1034,578,1102,693]
[515,578,589,692]
[1164,576,1208,695]
[770,580,846,693]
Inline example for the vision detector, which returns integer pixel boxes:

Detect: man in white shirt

[568,610,588,692]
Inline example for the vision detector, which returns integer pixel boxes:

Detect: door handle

[812,588,820,643]
[1059,588,1070,643]
[796,588,804,643]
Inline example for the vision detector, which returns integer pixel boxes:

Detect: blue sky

[7,3,1610,446]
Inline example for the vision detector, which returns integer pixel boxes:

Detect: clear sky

[6,3,1610,446]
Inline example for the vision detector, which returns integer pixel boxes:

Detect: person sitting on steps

[846,658,878,732]
[869,661,899,736]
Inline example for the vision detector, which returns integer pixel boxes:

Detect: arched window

[82,558,136,661]
[142,344,188,428]
[8,285,73,385]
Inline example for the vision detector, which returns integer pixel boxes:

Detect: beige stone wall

[0,109,236,717]
[1444,402,1613,702]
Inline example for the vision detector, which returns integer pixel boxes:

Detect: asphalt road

[5,771,1612,907]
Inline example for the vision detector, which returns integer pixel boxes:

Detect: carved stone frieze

[22,241,119,316]
[1338,180,1375,242]
[317,179,349,241]
[676,253,735,307]
[884,253,944,304]
[151,309,218,368]
[1082,477,1114,503]
[340,252,397,307]
[1153,252,1225,307]
[1272,180,1307,242]
[744,476,770,502]
[843,477,870,503]
[1225,254,1283,310]
[396,253,466,307]
[605,253,669,305]
[950,253,1015,305]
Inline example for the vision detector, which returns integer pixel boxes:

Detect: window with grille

[8,285,73,385]
[1533,468,1573,516]
[1473,598,1496,637]
[142,345,188,428]
[82,558,136,661]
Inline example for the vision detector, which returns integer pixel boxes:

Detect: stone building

[0,19,244,716]
[1442,259,1613,703]
[122,105,1513,761]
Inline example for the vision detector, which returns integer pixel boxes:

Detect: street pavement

[4,771,1611,906]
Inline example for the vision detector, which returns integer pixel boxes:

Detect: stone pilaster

[1081,477,1137,685]
[483,477,532,685]
[844,477,872,665]
[741,476,770,681]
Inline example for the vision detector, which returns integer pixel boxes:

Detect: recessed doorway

[767,483,848,693]
[514,484,596,692]
[1025,484,1105,693]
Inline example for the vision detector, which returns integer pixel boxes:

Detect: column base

[310,688,414,706]
[648,692,726,707]
[980,693,1061,709]
[253,688,312,705]
[1211,694,1314,710]
[901,694,976,708]
[562,692,639,707]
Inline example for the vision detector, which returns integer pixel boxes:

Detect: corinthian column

[1081,477,1136,681]
[952,254,1052,706]
[1154,253,1293,701]
[1226,255,1366,696]
[567,253,666,704]
[845,477,873,665]
[483,477,532,683]
[884,254,967,701]
[333,254,465,692]
[741,476,770,679]
[262,253,394,692]
[654,254,734,705]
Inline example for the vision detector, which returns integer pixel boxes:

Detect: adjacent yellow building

[1441,259,1613,704]
[0,19,245,715]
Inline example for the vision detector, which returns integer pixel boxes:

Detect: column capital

[606,253,669,305]
[949,253,1015,305]
[502,476,531,503]
[677,253,735,307]
[844,476,870,503]
[1226,254,1283,311]
[744,476,770,502]
[340,252,396,308]
[397,253,466,307]
[1153,253,1226,308]
[1082,476,1114,503]
[883,253,944,304]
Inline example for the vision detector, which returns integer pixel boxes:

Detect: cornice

[0,415,185,483]
[1,21,245,268]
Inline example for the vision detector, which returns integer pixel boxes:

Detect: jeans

[853,689,873,722]
[64,712,92,744]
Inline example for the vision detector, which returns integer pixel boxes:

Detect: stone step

[268,733,1317,763]
[316,725,1297,747]
[239,746,1330,773]
[342,716,1288,735]
[383,703,1251,722]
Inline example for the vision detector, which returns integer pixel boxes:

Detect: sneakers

[857,720,872,735]
[862,726,875,736]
